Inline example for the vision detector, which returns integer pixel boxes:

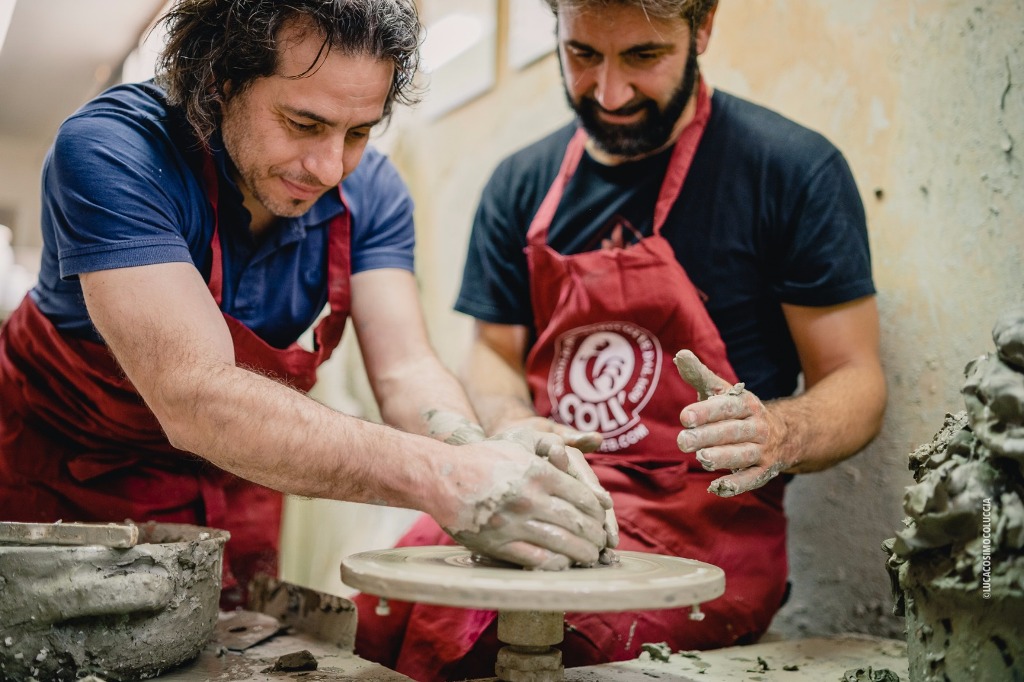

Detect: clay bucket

[904,569,1024,681]
[0,522,229,681]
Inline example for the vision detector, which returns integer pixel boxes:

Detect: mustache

[273,169,329,190]
[581,97,652,118]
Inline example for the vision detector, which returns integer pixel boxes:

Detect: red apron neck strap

[308,187,352,361]
[201,151,225,305]
[653,78,711,234]
[526,127,589,245]
[325,187,351,310]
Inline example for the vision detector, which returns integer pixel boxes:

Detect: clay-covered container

[0,522,229,681]
[903,564,1024,681]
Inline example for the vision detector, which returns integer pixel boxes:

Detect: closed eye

[285,117,318,134]
[566,45,599,63]
[625,49,666,66]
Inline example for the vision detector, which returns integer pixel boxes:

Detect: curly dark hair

[154,0,421,145]
[542,0,718,28]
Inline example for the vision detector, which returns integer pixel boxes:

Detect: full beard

[568,34,699,158]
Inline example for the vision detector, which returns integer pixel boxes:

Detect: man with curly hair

[0,0,614,609]
[353,0,886,678]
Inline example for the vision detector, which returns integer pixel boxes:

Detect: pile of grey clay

[885,307,1024,681]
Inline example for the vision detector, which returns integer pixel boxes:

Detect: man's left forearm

[768,358,887,474]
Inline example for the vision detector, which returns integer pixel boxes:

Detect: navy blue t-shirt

[32,81,415,348]
[455,90,875,400]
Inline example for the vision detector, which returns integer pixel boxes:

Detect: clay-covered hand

[423,409,488,445]
[562,445,620,557]
[673,350,792,498]
[494,416,603,453]
[436,438,610,570]
[488,427,619,554]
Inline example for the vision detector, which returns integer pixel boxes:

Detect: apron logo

[549,322,661,445]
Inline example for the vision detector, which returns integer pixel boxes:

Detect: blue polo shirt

[31,80,415,348]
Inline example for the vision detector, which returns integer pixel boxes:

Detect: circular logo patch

[548,322,661,441]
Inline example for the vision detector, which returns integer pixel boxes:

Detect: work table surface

[169,630,906,681]
[558,634,908,682]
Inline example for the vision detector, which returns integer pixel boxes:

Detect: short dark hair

[542,0,718,28]
[155,0,421,145]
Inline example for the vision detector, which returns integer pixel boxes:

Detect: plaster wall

[0,134,47,248]
[289,0,1024,639]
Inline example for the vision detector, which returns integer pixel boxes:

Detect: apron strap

[201,152,226,305]
[653,79,711,235]
[526,128,588,245]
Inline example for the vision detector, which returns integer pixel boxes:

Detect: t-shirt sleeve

[344,149,416,274]
[47,111,195,280]
[454,158,534,325]
[773,149,875,306]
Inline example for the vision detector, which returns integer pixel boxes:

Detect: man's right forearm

[80,263,452,517]
[159,358,449,511]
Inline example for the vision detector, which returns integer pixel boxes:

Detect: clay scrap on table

[841,666,901,682]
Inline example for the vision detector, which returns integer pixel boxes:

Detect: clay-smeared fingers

[537,424,602,456]
[561,446,618,549]
[520,517,602,566]
[561,429,603,453]
[533,432,571,471]
[532,492,609,547]
[689,443,762,471]
[442,441,609,569]
[456,498,604,568]
[465,538,573,571]
[543,465,608,524]
[707,462,785,498]
[489,426,577,472]
[563,446,613,509]
[677,417,764,453]
[683,393,755,425]
[603,507,620,549]
[673,350,733,400]
[461,516,601,568]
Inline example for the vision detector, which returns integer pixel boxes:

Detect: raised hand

[673,350,791,497]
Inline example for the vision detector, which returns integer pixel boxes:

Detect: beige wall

[292,0,1023,638]
[0,135,47,248]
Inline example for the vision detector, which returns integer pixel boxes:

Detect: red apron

[354,82,788,681]
[0,154,352,608]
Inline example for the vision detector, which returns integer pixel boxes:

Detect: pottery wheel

[340,546,724,612]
